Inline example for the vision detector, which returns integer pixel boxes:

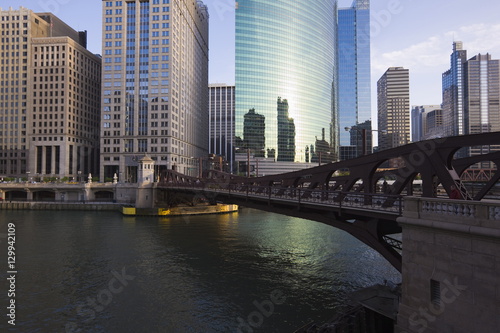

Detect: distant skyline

[7,0,500,122]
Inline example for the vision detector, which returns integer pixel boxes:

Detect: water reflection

[0,208,400,332]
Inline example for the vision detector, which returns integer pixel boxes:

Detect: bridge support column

[395,197,500,333]
[25,189,33,201]
[83,184,94,202]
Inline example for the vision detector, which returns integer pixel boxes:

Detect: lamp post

[345,126,368,156]
[199,157,202,179]
[246,149,250,178]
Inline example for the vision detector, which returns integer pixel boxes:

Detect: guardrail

[162,182,403,215]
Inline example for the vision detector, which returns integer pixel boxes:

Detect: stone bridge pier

[396,197,500,333]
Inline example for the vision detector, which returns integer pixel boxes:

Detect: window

[430,280,440,306]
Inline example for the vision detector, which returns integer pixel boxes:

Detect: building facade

[0,7,100,179]
[442,41,467,137]
[411,105,442,142]
[441,42,500,167]
[235,0,338,169]
[377,67,410,152]
[208,84,234,172]
[100,0,209,182]
[337,0,372,157]
[463,53,500,168]
[424,108,443,140]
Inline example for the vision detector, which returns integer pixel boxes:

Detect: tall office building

[442,41,467,137]
[423,108,443,140]
[277,97,295,162]
[0,7,100,178]
[209,84,234,171]
[338,0,372,157]
[235,0,337,170]
[377,67,410,152]
[100,0,209,181]
[411,105,442,142]
[441,42,500,167]
[464,53,500,135]
[464,53,500,167]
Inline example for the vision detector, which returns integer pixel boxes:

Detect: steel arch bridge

[159,132,500,271]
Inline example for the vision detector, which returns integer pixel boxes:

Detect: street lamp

[345,126,368,156]
[77,170,82,183]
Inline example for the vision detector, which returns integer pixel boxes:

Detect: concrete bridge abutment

[396,197,500,333]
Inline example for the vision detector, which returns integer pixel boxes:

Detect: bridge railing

[164,182,403,215]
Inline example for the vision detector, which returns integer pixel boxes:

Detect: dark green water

[0,208,400,332]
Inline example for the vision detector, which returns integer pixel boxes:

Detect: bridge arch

[33,190,56,201]
[4,190,28,201]
[94,190,115,201]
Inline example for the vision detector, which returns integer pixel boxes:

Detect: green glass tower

[235,0,337,165]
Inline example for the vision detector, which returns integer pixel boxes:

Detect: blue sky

[7,0,500,122]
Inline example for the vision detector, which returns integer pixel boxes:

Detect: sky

[6,0,500,123]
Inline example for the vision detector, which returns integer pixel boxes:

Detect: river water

[0,208,400,332]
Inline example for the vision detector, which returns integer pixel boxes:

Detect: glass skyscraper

[442,41,467,137]
[337,0,371,156]
[235,0,337,165]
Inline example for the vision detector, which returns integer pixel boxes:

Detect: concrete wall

[396,197,500,333]
[0,202,121,211]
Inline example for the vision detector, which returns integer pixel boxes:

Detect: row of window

[105,0,170,6]
[1,43,27,51]
[0,66,28,72]
[1,37,28,43]
[1,30,28,36]
[1,23,27,29]
[1,15,28,21]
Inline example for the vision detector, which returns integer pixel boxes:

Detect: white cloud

[372,35,449,74]
[372,23,500,76]
[370,22,500,121]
